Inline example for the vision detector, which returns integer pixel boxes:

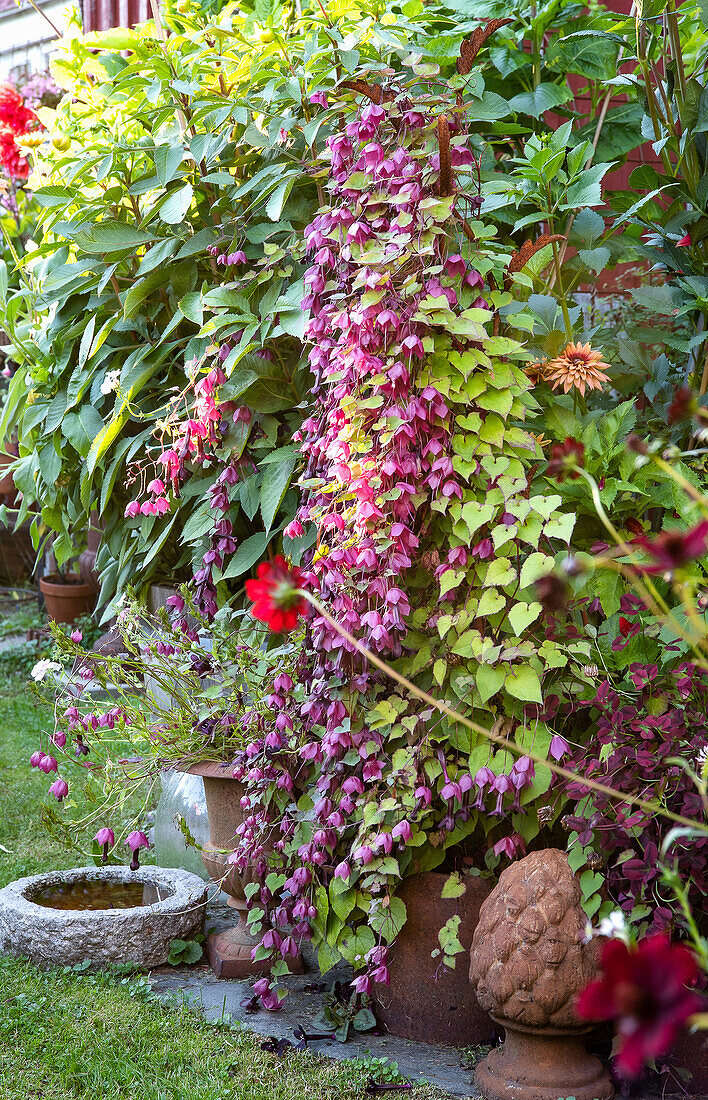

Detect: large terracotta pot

[186,761,302,979]
[39,572,96,624]
[374,870,495,1046]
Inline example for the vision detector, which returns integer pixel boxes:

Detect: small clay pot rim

[39,573,94,595]
[489,1014,592,1038]
[182,759,240,779]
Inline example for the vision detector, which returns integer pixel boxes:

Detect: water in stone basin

[30,879,150,911]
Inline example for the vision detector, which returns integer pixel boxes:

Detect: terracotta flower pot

[186,761,303,979]
[39,573,96,624]
[0,450,18,506]
[374,870,495,1046]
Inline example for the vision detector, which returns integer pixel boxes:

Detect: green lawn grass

[0,677,447,1100]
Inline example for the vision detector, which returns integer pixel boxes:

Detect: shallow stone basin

[0,865,208,968]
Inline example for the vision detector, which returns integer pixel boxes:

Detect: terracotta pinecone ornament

[469,848,614,1100]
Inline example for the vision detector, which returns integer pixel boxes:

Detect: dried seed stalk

[504,234,565,290]
[437,116,452,197]
[340,79,385,105]
[457,19,513,75]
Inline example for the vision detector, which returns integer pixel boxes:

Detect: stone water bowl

[0,865,207,968]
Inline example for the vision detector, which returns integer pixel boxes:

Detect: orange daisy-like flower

[530,431,550,451]
[544,341,610,397]
[523,360,545,386]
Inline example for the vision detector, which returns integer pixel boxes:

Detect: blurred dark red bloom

[676,233,691,247]
[546,437,584,481]
[534,571,569,615]
[626,433,648,455]
[577,935,703,1079]
[245,556,306,633]
[618,615,632,637]
[667,384,695,426]
[634,520,708,574]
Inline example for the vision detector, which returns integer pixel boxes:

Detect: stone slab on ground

[149,962,480,1098]
[148,900,478,1096]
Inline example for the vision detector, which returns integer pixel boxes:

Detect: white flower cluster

[596,910,630,942]
[100,369,121,395]
[698,744,708,775]
[31,659,62,682]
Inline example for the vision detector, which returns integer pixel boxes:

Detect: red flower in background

[634,520,708,575]
[577,935,704,1078]
[667,383,695,425]
[0,82,39,180]
[0,83,34,132]
[0,127,29,179]
[546,437,585,481]
[245,556,306,633]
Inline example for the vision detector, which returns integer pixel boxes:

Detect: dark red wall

[82,0,151,32]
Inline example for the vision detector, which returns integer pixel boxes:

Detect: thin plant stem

[303,594,708,835]
[23,0,62,37]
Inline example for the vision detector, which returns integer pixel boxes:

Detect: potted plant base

[39,572,97,624]
[0,449,17,507]
[374,870,495,1046]
[187,761,303,979]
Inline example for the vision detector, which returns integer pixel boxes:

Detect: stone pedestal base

[207,915,304,980]
[475,1023,614,1100]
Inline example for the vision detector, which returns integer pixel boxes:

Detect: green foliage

[167,936,204,965]
[311,988,377,1043]
[0,8,321,608]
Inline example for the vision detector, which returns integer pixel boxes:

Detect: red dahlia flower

[577,935,704,1078]
[0,126,29,179]
[0,83,35,132]
[245,555,306,633]
[634,520,708,575]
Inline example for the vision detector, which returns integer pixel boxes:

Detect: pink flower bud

[550,735,570,761]
[125,830,149,870]
[49,777,68,801]
[392,820,412,842]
